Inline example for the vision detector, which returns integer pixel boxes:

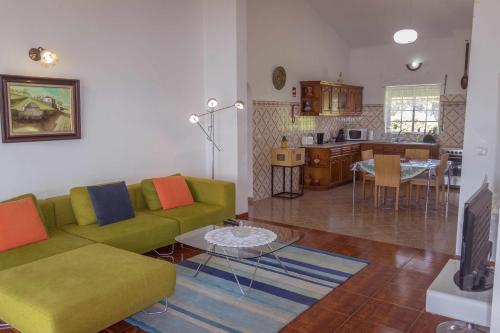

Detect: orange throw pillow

[153,176,194,210]
[0,197,48,252]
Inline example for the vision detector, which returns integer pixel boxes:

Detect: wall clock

[272,66,286,90]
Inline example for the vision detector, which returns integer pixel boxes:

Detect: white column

[203,0,248,214]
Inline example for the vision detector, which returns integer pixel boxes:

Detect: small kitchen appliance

[301,135,314,146]
[345,128,368,141]
[335,129,345,142]
[316,133,324,144]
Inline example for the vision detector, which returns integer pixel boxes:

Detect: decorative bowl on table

[231,226,252,238]
[204,226,278,248]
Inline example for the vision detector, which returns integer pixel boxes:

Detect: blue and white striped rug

[127,244,368,333]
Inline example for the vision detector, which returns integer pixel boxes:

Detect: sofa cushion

[153,176,194,210]
[141,179,162,211]
[88,181,135,226]
[0,229,92,271]
[0,243,175,333]
[70,186,97,226]
[146,202,226,233]
[0,197,48,252]
[60,211,179,254]
[2,193,47,226]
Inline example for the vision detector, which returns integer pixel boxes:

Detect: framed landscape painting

[0,75,80,143]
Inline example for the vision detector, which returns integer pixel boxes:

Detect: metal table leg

[446,170,450,217]
[268,244,288,273]
[271,166,274,197]
[194,245,214,277]
[300,165,304,196]
[425,168,431,217]
[154,244,175,263]
[352,169,356,208]
[222,248,263,296]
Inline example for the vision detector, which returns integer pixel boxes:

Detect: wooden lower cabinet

[305,145,360,190]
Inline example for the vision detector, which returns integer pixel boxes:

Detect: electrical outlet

[476,146,488,156]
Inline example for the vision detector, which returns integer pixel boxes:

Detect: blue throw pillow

[87,181,135,226]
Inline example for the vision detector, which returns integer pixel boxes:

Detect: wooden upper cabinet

[321,86,332,113]
[301,81,363,116]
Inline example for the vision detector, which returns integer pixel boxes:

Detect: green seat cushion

[0,229,92,271]
[141,179,162,211]
[70,186,97,226]
[0,243,175,333]
[146,202,227,233]
[60,211,179,253]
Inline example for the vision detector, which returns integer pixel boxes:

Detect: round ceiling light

[393,29,418,44]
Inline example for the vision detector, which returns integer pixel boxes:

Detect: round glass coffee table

[175,221,303,295]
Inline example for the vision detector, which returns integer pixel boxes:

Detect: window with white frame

[384,84,441,133]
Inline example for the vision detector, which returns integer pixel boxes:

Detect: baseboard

[236,212,249,219]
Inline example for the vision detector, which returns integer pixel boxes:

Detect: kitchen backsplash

[252,94,466,201]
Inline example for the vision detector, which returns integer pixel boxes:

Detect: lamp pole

[210,109,215,179]
[189,99,245,180]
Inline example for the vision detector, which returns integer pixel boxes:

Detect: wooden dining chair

[361,149,375,199]
[405,148,430,160]
[374,154,410,211]
[409,153,449,209]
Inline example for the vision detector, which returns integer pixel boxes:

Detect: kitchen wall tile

[252,94,466,200]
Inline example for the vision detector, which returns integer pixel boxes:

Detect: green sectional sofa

[0,176,236,333]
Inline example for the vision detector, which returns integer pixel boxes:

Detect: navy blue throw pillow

[87,181,135,226]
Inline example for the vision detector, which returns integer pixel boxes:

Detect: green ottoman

[0,244,175,333]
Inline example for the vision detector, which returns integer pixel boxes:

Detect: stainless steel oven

[442,147,462,189]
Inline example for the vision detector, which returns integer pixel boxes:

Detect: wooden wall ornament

[272,66,286,90]
[461,40,470,90]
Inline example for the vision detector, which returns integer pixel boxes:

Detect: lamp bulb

[189,114,200,124]
[234,100,245,110]
[393,29,418,44]
[39,49,59,66]
[207,98,218,108]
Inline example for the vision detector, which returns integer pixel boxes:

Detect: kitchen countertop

[301,141,439,148]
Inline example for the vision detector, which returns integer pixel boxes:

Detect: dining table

[351,159,452,216]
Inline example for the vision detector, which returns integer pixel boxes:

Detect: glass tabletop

[175,221,303,259]
[353,158,446,181]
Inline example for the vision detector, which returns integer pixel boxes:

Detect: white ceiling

[307,0,474,47]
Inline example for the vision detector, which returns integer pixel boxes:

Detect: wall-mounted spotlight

[406,60,422,71]
[29,47,59,67]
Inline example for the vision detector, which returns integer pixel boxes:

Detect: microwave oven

[345,128,368,141]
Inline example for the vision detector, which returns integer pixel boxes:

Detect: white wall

[348,31,471,104]
[0,0,208,199]
[247,0,350,102]
[203,0,248,214]
[458,0,500,331]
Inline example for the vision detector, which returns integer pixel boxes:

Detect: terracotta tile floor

[1,220,457,333]
[249,183,460,254]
